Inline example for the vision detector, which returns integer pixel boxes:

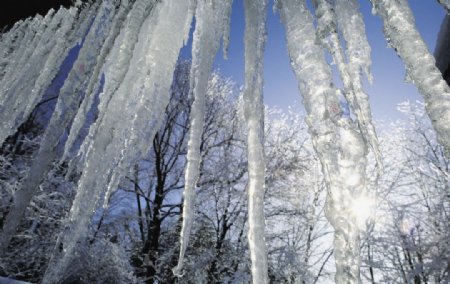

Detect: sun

[350,195,375,228]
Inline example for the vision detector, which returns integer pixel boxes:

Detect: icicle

[173,0,233,276]
[222,0,233,59]
[438,0,450,14]
[0,15,43,103]
[335,0,382,173]
[97,0,198,215]
[62,1,131,161]
[43,1,195,282]
[335,0,372,82]
[9,10,56,85]
[243,0,269,283]
[0,3,97,144]
[0,20,28,82]
[313,0,382,172]
[67,0,155,170]
[277,0,366,283]
[0,1,116,254]
[183,0,197,45]
[22,6,86,121]
[372,0,450,157]
[0,7,80,254]
[0,8,78,146]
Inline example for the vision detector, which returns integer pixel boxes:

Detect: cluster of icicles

[0,0,449,283]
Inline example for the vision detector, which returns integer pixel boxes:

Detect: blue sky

[183,0,446,120]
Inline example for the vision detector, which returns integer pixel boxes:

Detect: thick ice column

[372,0,450,157]
[277,0,366,283]
[0,1,115,254]
[174,0,233,275]
[244,0,269,283]
[42,1,195,282]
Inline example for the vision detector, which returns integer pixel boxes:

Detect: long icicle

[0,7,78,146]
[244,0,269,283]
[277,0,367,282]
[0,0,115,254]
[3,10,56,94]
[98,0,197,214]
[0,20,29,82]
[335,0,382,173]
[0,15,45,100]
[372,0,450,157]
[173,0,233,276]
[42,1,195,282]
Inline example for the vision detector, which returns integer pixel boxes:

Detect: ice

[0,14,46,100]
[277,0,367,283]
[313,0,381,172]
[62,1,131,161]
[372,0,450,157]
[42,0,195,282]
[222,0,233,60]
[174,0,233,276]
[243,0,269,283]
[67,0,155,173]
[0,20,29,82]
[1,0,449,282]
[0,0,116,254]
[0,7,79,146]
[438,0,450,14]
[334,0,382,171]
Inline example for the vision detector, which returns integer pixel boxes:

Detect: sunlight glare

[350,196,374,228]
